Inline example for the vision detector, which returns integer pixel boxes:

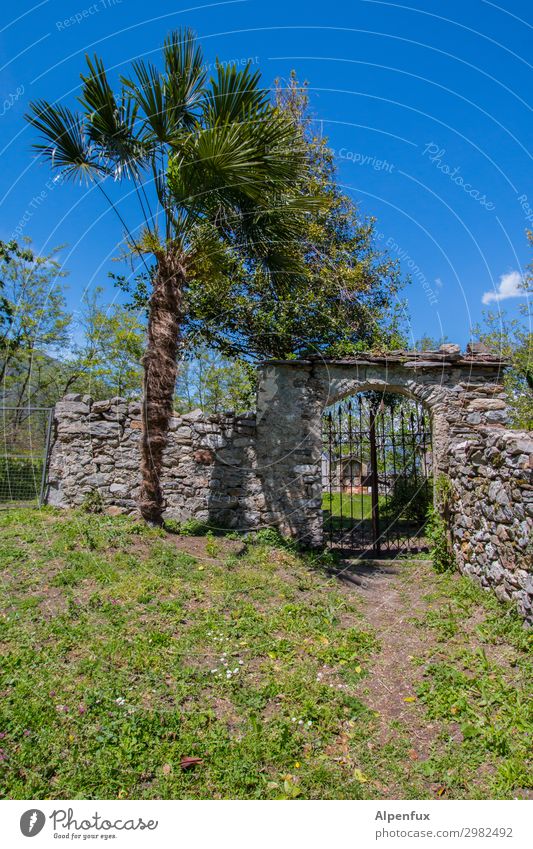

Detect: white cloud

[482,270,524,305]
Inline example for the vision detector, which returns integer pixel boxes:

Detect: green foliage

[81,489,105,514]
[250,527,297,550]
[426,518,454,573]
[472,231,532,430]
[384,475,432,524]
[426,475,455,573]
[73,286,145,398]
[0,237,72,406]
[175,346,254,414]
[183,74,406,359]
[435,472,453,508]
[0,240,146,408]
[172,518,212,536]
[27,32,320,360]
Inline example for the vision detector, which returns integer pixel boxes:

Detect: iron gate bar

[322,394,433,555]
[369,405,380,553]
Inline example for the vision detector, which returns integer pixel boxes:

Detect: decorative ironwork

[0,407,54,508]
[322,393,432,554]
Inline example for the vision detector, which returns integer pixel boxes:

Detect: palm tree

[27,29,317,524]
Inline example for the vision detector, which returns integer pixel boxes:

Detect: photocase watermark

[56,0,123,31]
[517,193,533,225]
[0,85,25,118]
[19,807,159,838]
[335,148,395,173]
[338,233,439,306]
[422,143,495,211]
[203,55,260,73]
[10,175,64,241]
[384,234,439,306]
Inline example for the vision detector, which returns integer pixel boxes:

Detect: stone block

[468,398,506,411]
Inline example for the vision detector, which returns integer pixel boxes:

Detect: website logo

[20,809,46,837]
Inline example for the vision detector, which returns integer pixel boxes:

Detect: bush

[384,474,432,524]
[426,507,454,572]
[81,489,105,514]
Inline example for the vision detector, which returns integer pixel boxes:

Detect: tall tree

[184,73,406,359]
[0,238,71,410]
[175,346,254,414]
[473,231,532,429]
[73,287,145,398]
[27,29,318,524]
[107,73,407,362]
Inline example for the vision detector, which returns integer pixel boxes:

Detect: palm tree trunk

[139,253,184,524]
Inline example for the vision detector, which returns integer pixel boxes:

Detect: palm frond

[79,54,146,179]
[26,100,105,183]
[169,112,309,210]
[203,61,269,125]
[163,27,206,126]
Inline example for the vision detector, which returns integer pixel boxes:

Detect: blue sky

[1,0,531,348]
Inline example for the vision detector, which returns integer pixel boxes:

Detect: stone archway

[255,345,508,548]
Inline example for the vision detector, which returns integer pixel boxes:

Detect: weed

[81,489,105,514]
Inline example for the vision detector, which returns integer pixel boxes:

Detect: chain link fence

[0,407,54,507]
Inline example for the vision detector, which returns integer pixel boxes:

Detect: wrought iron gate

[0,407,54,508]
[322,394,432,554]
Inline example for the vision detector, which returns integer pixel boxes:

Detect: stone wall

[46,346,532,622]
[48,395,266,529]
[449,427,533,623]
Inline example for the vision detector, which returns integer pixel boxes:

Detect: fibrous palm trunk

[139,253,184,524]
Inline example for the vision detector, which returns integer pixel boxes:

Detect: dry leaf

[407,749,419,761]
[403,696,417,703]
[353,768,369,783]
[162,763,172,775]
[180,757,203,770]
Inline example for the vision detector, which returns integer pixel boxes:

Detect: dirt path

[337,558,446,759]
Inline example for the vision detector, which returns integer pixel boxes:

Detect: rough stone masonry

[47,344,532,622]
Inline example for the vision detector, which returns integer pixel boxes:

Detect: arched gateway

[255,344,508,549]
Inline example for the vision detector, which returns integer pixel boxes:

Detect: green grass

[0,508,531,800]
[410,575,533,797]
[322,492,373,520]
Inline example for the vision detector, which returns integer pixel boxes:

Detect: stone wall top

[262,343,507,370]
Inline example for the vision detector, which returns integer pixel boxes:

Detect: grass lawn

[0,508,531,800]
[322,491,373,520]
